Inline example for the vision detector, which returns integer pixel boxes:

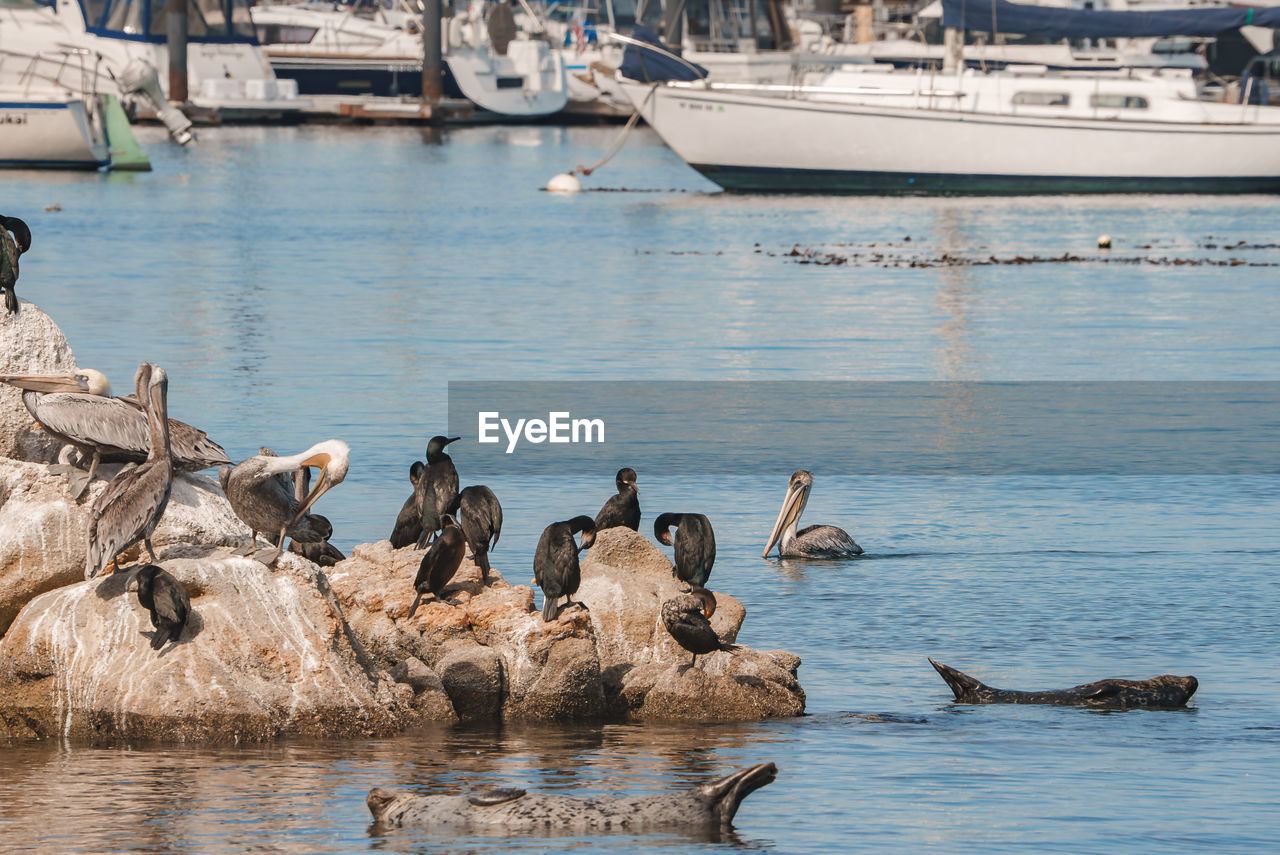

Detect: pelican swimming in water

[454,485,502,585]
[654,512,716,591]
[85,364,174,580]
[594,467,640,532]
[408,514,466,617]
[0,215,31,314]
[762,470,862,559]
[219,439,350,566]
[0,368,230,498]
[535,516,596,622]
[415,435,460,548]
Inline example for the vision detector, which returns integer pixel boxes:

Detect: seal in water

[929,658,1198,709]
[367,762,777,831]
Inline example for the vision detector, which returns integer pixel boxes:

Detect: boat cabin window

[255,24,319,45]
[1011,91,1070,107]
[77,0,257,43]
[1090,94,1149,109]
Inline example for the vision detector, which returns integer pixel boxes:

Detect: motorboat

[251,1,567,118]
[616,4,1280,195]
[1,0,307,121]
[0,46,110,169]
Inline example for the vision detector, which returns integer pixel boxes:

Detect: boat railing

[1,47,106,101]
[675,80,967,100]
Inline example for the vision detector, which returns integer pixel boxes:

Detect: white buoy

[547,173,582,194]
[1097,234,1112,249]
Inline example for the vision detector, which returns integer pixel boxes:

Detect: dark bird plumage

[0,368,231,499]
[389,460,426,548]
[288,513,346,566]
[408,514,466,617]
[594,467,640,532]
[662,589,733,668]
[414,436,460,548]
[763,470,862,559]
[0,215,30,314]
[654,512,716,590]
[535,515,596,622]
[455,485,502,584]
[219,440,349,566]
[85,364,174,579]
[131,564,190,650]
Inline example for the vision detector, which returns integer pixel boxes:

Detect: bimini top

[618,26,709,83]
[941,0,1280,39]
[74,0,257,44]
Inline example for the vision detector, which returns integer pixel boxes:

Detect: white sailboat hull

[620,77,1280,194]
[0,98,109,169]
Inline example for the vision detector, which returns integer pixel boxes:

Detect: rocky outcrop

[0,459,249,637]
[0,550,421,742]
[0,300,77,463]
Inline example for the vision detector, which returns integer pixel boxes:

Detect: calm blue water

[0,124,1278,853]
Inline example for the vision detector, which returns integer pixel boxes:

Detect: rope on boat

[572,84,657,177]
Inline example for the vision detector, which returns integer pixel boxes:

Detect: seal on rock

[929,658,1198,709]
[367,762,777,831]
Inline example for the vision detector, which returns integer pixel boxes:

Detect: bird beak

[446,436,461,445]
[763,480,808,558]
[290,453,333,521]
[0,373,89,394]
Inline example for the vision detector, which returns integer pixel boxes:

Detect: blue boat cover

[619,26,710,82]
[941,0,1280,39]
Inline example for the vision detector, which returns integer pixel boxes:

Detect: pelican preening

[219,439,350,566]
[408,514,466,617]
[130,564,190,651]
[0,215,31,314]
[284,463,347,566]
[85,363,174,580]
[594,467,640,532]
[535,515,596,622]
[389,461,427,549]
[0,368,231,498]
[661,589,732,668]
[454,485,502,585]
[763,470,863,559]
[654,512,716,591]
[415,435,460,548]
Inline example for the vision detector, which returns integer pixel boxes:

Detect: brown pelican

[0,368,230,498]
[129,564,190,650]
[389,461,426,548]
[0,215,31,314]
[414,435,460,548]
[408,514,466,617]
[85,364,174,580]
[535,516,596,622]
[594,467,640,531]
[762,470,862,559]
[654,512,715,590]
[219,440,350,566]
[662,589,733,668]
[454,485,502,585]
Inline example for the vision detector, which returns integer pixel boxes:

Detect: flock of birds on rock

[1,354,862,661]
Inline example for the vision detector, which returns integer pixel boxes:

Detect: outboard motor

[117,59,195,146]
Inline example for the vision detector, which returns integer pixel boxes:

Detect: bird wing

[35,393,149,454]
[796,524,862,555]
[151,578,189,625]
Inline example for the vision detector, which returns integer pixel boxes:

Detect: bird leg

[231,532,260,557]
[407,591,425,619]
[252,527,286,567]
[144,537,158,563]
[63,450,99,500]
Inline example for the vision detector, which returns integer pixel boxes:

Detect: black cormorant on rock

[389,461,426,548]
[415,435,460,548]
[130,564,190,650]
[662,588,732,668]
[535,515,596,622]
[0,215,31,315]
[654,512,716,590]
[594,467,639,532]
[454,485,502,585]
[408,514,467,617]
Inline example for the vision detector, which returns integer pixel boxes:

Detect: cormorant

[389,460,426,548]
[654,512,716,590]
[455,485,502,585]
[594,467,640,532]
[0,215,31,314]
[414,435,460,548]
[534,515,596,622]
[130,564,190,650]
[662,588,733,668]
[408,514,467,617]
